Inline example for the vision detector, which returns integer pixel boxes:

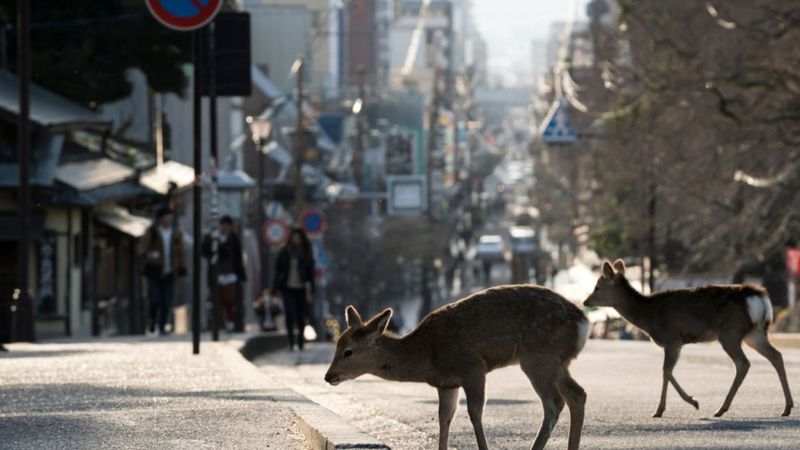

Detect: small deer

[584,259,794,418]
[324,285,589,450]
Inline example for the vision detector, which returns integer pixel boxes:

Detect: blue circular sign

[300,209,325,235]
[146,0,222,31]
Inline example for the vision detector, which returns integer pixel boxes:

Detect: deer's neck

[372,333,431,383]
[614,282,655,332]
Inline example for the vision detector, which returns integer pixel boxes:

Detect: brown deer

[324,285,589,450]
[584,259,794,418]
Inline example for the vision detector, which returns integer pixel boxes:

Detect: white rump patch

[576,318,590,353]
[745,295,773,328]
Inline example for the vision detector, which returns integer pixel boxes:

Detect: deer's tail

[745,294,773,330]
[575,316,590,354]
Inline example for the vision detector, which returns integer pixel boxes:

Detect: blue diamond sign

[540,98,578,144]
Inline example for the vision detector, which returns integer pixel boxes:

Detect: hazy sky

[472,0,589,85]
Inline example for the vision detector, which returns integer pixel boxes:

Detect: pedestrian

[138,207,186,335]
[271,228,315,351]
[202,215,246,331]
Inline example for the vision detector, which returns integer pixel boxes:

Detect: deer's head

[584,259,627,308]
[324,305,393,386]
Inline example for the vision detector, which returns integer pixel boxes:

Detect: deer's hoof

[689,398,699,410]
[781,405,792,417]
[652,410,664,418]
[713,408,727,418]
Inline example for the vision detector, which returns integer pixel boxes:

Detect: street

[257,339,800,450]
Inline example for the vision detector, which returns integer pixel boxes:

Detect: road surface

[257,339,800,449]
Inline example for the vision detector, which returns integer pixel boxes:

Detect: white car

[476,234,505,261]
[509,226,538,255]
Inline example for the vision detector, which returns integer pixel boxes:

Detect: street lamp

[246,115,273,302]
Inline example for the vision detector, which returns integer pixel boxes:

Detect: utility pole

[207,22,222,340]
[292,57,306,219]
[16,0,34,342]
[192,29,203,355]
[647,180,657,293]
[354,65,366,188]
[427,68,440,221]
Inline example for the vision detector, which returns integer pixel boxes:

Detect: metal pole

[355,66,366,188]
[293,58,306,219]
[16,0,34,342]
[257,138,267,298]
[208,23,221,341]
[192,30,203,355]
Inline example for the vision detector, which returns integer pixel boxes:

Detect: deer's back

[409,285,587,380]
[649,284,768,344]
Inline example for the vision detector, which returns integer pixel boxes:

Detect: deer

[324,285,590,450]
[584,259,794,418]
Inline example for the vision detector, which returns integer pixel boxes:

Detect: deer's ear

[602,261,615,279]
[365,308,393,336]
[345,305,363,328]
[612,259,626,275]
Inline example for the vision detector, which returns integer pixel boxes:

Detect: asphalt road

[257,339,800,450]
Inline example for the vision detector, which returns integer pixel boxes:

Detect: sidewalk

[0,336,311,450]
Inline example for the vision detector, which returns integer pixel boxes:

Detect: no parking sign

[146,0,223,31]
[300,209,325,236]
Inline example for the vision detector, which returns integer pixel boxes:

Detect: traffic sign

[263,220,289,246]
[300,209,325,236]
[146,0,223,31]
[540,98,578,144]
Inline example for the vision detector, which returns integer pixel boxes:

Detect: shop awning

[139,160,195,195]
[95,205,152,239]
[218,169,255,190]
[54,158,135,191]
[0,71,110,131]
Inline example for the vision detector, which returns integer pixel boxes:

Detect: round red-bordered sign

[146,0,223,31]
[263,220,289,246]
[299,209,325,236]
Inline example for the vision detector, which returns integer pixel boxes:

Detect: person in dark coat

[202,215,247,330]
[271,228,315,351]
[138,207,187,334]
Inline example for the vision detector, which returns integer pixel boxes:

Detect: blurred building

[245,0,343,100]
[0,71,194,339]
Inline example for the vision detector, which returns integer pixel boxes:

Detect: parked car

[509,226,538,255]
[476,234,505,262]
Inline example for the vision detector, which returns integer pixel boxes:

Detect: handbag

[269,301,283,317]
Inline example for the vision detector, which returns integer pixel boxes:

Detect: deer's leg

[714,336,751,417]
[557,371,586,450]
[744,329,794,416]
[437,387,459,450]
[520,359,564,450]
[656,345,698,417]
[462,375,489,450]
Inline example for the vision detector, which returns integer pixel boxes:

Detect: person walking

[138,207,186,335]
[202,215,246,331]
[271,228,315,351]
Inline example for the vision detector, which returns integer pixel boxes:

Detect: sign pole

[192,29,203,355]
[207,23,221,341]
[144,0,224,354]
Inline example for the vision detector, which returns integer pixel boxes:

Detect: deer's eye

[343,349,353,358]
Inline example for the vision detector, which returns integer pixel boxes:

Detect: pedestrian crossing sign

[540,98,578,144]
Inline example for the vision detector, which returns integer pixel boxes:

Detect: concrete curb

[238,335,391,450]
[238,331,289,361]
[269,388,391,450]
